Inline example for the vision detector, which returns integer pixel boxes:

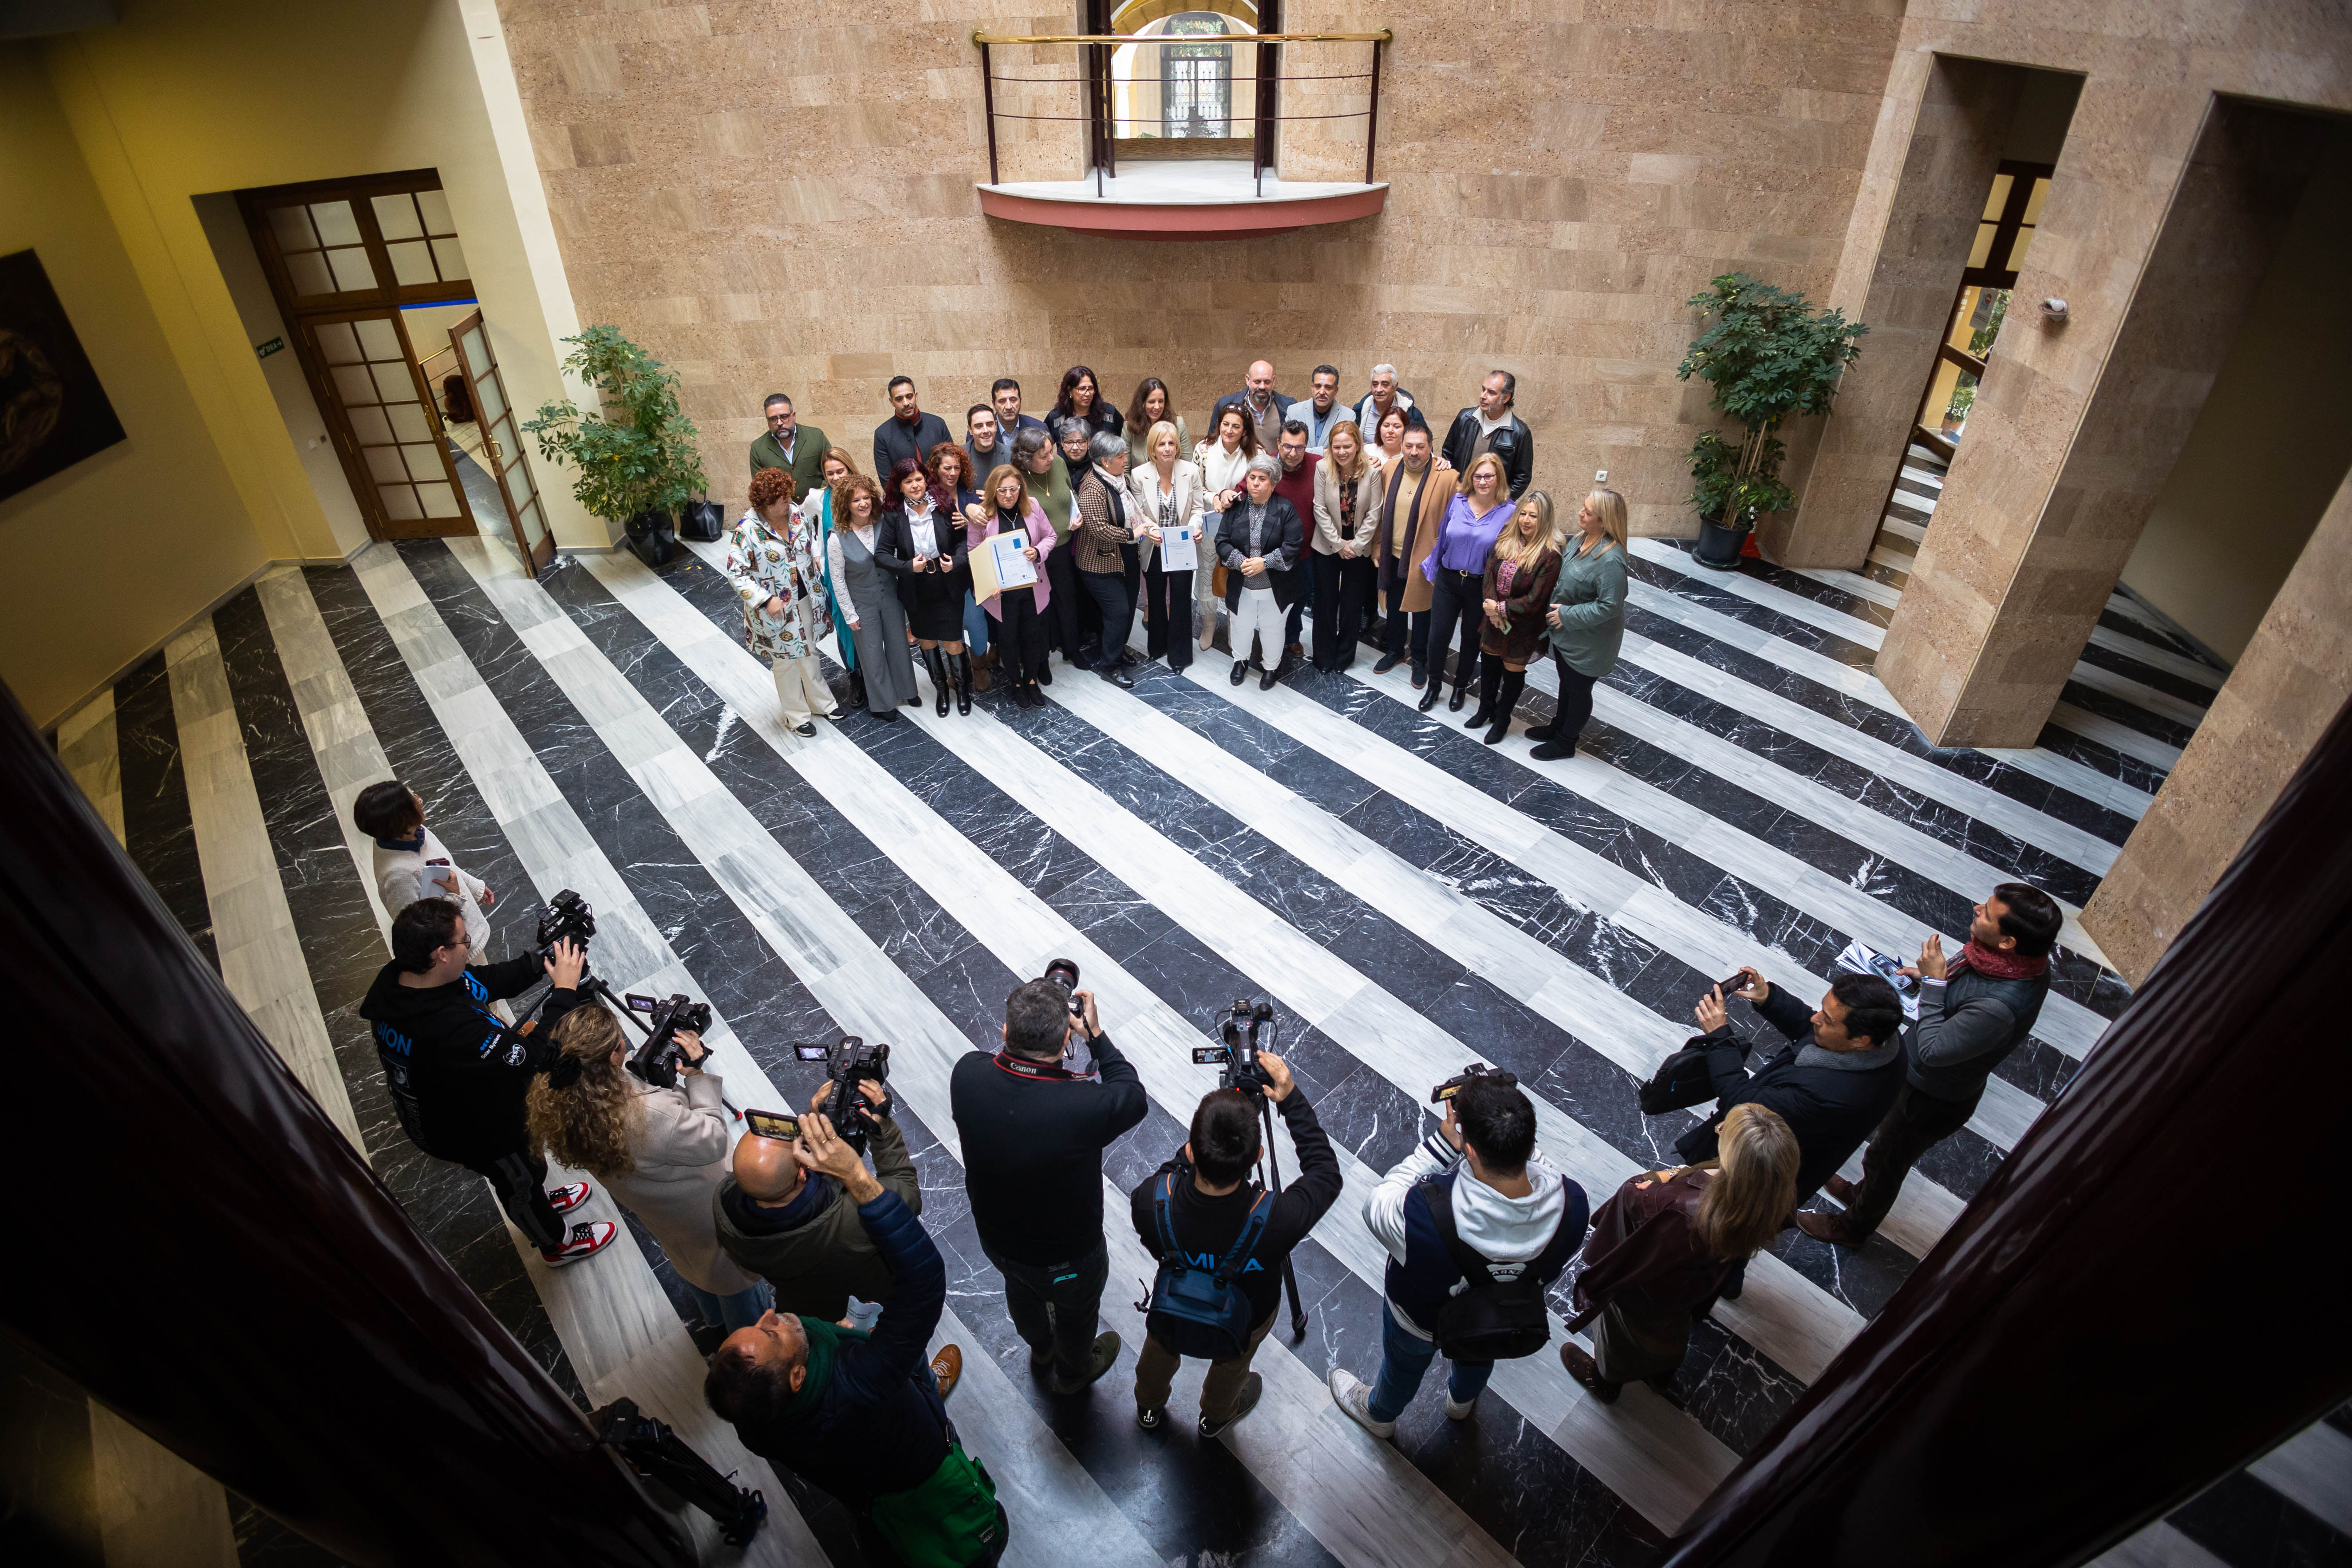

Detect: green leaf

[518,325,709,523]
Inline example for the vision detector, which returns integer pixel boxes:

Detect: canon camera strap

[991,1050,1085,1082]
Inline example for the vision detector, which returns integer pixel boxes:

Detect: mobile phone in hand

[743,1109,800,1141]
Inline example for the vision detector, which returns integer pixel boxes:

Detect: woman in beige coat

[526,1005,771,1331]
[1126,419,1208,668]
[1309,418,1386,671]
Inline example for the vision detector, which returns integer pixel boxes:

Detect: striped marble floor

[50,445,2349,1568]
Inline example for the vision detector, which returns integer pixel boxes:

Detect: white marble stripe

[2103,587,2182,635]
[1794,565,1902,610]
[56,690,127,846]
[2086,624,2227,688]
[1344,659,2113,1066]
[2052,703,2186,770]
[1156,639,2044,1161]
[334,548,827,1568]
[1879,514,1927,546]
[438,537,1168,1568]
[1627,577,2154,824]
[2062,658,2210,729]
[166,618,367,1154]
[1867,542,1914,575]
[2088,1521,2234,1568]
[2249,1419,2352,1536]
[1898,465,1944,492]
[591,545,1746,1532]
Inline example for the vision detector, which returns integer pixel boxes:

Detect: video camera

[793,1036,893,1153]
[1192,998,1278,1094]
[534,888,596,960]
[1430,1062,1516,1105]
[621,992,714,1090]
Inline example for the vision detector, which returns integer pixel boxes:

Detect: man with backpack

[1330,1074,1588,1438]
[1128,1052,1341,1437]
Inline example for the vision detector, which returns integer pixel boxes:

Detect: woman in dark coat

[1559,1101,1799,1403]
[1468,490,1563,744]
[1215,454,1306,690]
[876,457,974,715]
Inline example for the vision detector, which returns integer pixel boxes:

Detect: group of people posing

[722,360,1630,760]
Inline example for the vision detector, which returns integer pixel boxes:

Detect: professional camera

[1430,1062,1517,1105]
[1191,998,1278,1093]
[621,992,714,1090]
[792,1036,894,1153]
[1042,956,1084,1019]
[534,889,596,960]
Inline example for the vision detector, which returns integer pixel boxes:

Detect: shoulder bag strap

[1212,1192,1275,1287]
[1154,1172,1181,1260]
[1417,1174,1491,1288]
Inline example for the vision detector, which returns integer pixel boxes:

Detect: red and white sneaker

[542,1221,618,1266]
[547,1181,594,1214]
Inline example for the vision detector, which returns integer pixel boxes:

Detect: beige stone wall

[495,0,1906,531]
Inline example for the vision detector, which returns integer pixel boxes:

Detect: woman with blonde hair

[526,1004,773,1333]
[1127,419,1206,668]
[970,461,1056,707]
[1558,1101,1800,1404]
[1531,486,1629,760]
[1308,418,1385,671]
[1417,451,1517,713]
[1467,490,1563,743]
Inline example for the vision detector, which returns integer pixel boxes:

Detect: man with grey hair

[1441,371,1534,499]
[1215,453,1306,691]
[1073,430,1141,687]
[1354,364,1415,437]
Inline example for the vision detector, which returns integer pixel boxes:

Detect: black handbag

[625,510,677,567]
[1637,1033,1734,1116]
[679,498,726,543]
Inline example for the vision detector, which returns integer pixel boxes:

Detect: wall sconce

[2041,298,2069,324]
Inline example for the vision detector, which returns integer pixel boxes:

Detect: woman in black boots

[1466,491,1563,744]
[877,457,975,715]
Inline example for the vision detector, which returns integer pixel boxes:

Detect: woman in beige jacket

[1126,419,1208,668]
[1309,419,1386,671]
[526,1005,771,1331]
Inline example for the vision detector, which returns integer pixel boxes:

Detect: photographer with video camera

[360,897,617,1266]
[714,1077,920,1328]
[951,962,1148,1396]
[527,1004,773,1331]
[1331,1070,1588,1440]
[1129,1046,1340,1436]
[706,1112,1004,1568]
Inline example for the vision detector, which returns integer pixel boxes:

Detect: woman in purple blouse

[1417,452,1518,714]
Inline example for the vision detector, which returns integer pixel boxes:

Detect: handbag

[625,510,677,568]
[1145,1172,1273,1361]
[1637,1033,1735,1115]
[868,1437,1002,1568]
[678,497,726,543]
[1212,563,1229,598]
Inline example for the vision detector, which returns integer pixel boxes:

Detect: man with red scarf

[1798,882,2063,1247]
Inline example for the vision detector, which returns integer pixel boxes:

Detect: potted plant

[1674,273,1867,568]
[523,324,709,568]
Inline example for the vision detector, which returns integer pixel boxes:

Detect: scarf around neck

[772,1316,872,1429]
[1950,941,2049,981]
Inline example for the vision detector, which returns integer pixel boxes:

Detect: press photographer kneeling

[360,897,616,1266]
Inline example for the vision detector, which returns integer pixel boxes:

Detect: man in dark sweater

[358,898,614,1265]
[950,970,1148,1395]
[713,1080,919,1323]
[1799,884,2061,1247]
[706,1113,998,1566]
[1128,1053,1341,1436]
[873,375,953,482]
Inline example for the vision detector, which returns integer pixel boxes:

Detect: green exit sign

[255,336,284,359]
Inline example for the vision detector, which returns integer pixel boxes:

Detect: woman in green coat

[1531,487,1628,761]
[1016,427,1082,670]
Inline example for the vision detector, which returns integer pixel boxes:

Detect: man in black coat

[950,969,1148,1395]
[1676,967,1907,1205]
[1440,370,1534,499]
[873,375,953,480]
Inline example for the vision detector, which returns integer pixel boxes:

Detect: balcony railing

[971,28,1392,198]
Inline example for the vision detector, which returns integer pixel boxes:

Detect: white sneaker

[1327,1369,1396,1440]
[1444,1392,1478,1421]
[541,1220,618,1266]
[547,1181,593,1214]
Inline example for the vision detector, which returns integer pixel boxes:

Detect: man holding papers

[1126,420,1208,670]
[968,463,1058,709]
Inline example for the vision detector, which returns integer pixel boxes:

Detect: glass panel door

[446,309,554,573]
[297,309,474,539]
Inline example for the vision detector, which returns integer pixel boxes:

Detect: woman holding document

[970,464,1055,708]
[1127,420,1205,670]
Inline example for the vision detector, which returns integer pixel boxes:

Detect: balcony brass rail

[971,28,1392,194]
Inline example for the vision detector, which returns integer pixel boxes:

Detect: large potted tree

[1674,273,1867,568]
[524,325,709,568]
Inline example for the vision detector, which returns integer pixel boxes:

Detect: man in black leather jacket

[1440,371,1535,499]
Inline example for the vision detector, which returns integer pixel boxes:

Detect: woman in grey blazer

[1531,487,1629,761]
[828,474,921,720]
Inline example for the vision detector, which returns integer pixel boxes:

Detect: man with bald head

[1213,359,1296,454]
[711,1079,919,1323]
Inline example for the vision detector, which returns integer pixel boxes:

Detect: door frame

[446,308,556,573]
[290,307,475,541]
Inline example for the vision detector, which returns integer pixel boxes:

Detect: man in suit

[873,375,952,481]
[749,393,832,502]
[1440,371,1534,499]
[1212,360,1296,454]
[993,377,1048,438]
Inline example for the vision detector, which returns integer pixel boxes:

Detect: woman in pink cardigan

[968,462,1057,709]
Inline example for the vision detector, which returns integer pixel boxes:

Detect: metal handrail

[972,29,1391,43]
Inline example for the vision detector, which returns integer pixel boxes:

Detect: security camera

[2041,298,2069,323]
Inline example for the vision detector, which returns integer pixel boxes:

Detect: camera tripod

[1252,1086,1310,1341]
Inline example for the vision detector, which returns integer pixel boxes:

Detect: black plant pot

[1692,507,1751,569]
[625,510,678,568]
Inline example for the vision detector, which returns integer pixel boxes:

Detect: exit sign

[255,336,284,359]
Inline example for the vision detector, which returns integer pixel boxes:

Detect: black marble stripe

[531,548,1696,1548]
[213,582,590,1417]
[2165,1465,2352,1568]
[2032,722,2174,797]
[2057,678,2198,749]
[2072,638,2222,709]
[113,651,219,971]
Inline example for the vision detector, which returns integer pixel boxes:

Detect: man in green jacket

[713,1081,920,1323]
[749,392,833,503]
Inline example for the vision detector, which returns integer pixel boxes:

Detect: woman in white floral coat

[723,467,839,735]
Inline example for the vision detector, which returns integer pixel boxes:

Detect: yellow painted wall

[0,43,265,731]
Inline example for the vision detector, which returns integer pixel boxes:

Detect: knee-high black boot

[1464,656,1503,729]
[924,646,951,716]
[1484,669,1526,745]
[950,649,973,715]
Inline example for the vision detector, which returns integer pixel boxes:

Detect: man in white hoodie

[1330,1074,1587,1437]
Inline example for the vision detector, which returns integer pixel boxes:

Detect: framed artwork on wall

[0,249,126,505]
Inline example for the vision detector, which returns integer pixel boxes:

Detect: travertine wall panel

[494,0,1903,532]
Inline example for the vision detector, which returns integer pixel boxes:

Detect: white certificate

[1160,521,1197,556]
[988,529,1039,590]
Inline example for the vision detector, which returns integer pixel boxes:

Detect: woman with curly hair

[722,467,838,737]
[526,1005,772,1332]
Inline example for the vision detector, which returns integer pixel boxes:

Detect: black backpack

[1146,1172,1273,1361]
[1419,1175,1571,1363]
